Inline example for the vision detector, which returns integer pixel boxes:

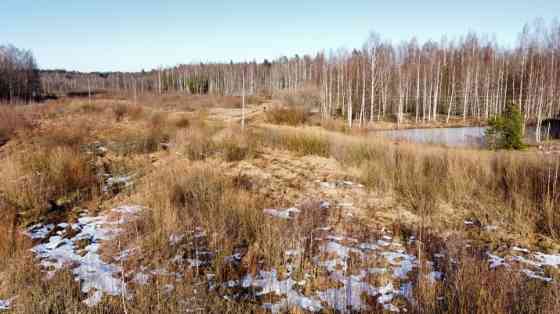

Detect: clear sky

[1,0,558,72]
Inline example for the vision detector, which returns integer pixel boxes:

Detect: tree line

[39,20,560,125]
[0,45,41,103]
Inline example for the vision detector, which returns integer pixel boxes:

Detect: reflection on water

[376,127,488,147]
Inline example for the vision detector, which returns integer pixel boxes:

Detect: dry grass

[3,95,560,313]
[217,129,259,162]
[174,116,190,128]
[0,106,33,144]
[112,103,145,121]
[258,127,330,157]
[1,147,98,221]
[265,106,310,126]
[410,235,560,314]
[261,125,560,239]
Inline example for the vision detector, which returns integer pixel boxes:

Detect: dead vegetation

[265,106,310,126]
[259,125,560,240]
[0,106,33,145]
[1,96,560,314]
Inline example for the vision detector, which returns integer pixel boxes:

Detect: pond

[375,127,488,147]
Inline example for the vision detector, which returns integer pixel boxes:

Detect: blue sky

[1,0,558,72]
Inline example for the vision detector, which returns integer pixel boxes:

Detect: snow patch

[27,205,143,307]
[263,207,301,219]
[0,297,15,311]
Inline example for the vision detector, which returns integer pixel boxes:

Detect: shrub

[221,138,251,162]
[218,131,258,162]
[273,87,321,108]
[180,128,216,160]
[265,106,309,126]
[113,103,128,121]
[175,116,190,128]
[485,102,526,150]
[149,112,167,128]
[186,77,209,94]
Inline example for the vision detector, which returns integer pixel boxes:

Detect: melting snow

[0,298,14,311]
[169,233,185,245]
[487,249,560,282]
[534,252,560,267]
[25,223,55,239]
[103,174,135,193]
[487,253,507,268]
[27,205,143,307]
[245,270,323,313]
[263,207,301,219]
[428,271,443,282]
[521,269,552,282]
[382,251,417,279]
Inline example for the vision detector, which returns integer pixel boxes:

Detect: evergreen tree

[485,102,526,149]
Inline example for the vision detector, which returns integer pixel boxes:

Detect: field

[1,92,560,314]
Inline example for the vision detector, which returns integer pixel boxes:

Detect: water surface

[375,127,487,147]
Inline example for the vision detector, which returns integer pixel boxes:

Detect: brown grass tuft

[0,106,32,144]
[265,106,310,126]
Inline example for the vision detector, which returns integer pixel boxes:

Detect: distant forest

[0,45,41,103]
[5,20,560,124]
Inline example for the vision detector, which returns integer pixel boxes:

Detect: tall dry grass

[0,105,33,145]
[259,126,560,239]
[265,106,310,126]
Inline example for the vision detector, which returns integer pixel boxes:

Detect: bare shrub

[178,127,216,160]
[273,86,321,108]
[218,130,259,162]
[265,106,309,126]
[174,116,190,128]
[113,103,146,122]
[113,103,128,121]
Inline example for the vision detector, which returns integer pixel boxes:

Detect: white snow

[103,174,135,193]
[428,271,443,282]
[83,291,104,307]
[263,207,301,219]
[26,223,54,239]
[381,251,417,279]
[534,252,560,267]
[132,272,151,285]
[521,269,552,282]
[27,205,143,307]
[512,246,530,253]
[485,249,560,282]
[0,297,15,311]
[358,243,379,251]
[247,270,323,313]
[285,249,301,257]
[169,233,185,245]
[487,252,507,268]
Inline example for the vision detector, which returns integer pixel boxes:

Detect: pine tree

[485,102,526,149]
